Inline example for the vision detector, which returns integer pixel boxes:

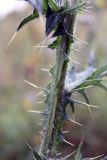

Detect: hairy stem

[39,1,77,158]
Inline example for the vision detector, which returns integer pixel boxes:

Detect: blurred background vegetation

[0,0,107,159]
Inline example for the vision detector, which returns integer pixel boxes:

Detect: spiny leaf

[42,0,48,12]
[48,0,59,11]
[17,10,39,31]
[64,65,95,92]
[90,65,107,78]
[77,79,101,90]
[59,2,85,15]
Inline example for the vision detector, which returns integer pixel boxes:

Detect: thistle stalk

[39,0,78,157]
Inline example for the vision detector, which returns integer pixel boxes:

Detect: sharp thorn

[62,131,70,134]
[28,110,42,114]
[24,80,46,91]
[24,80,38,88]
[61,150,77,160]
[63,139,75,147]
[28,109,48,116]
[35,101,44,104]
[41,68,50,72]
[83,154,104,160]
[7,32,17,49]
[56,152,62,156]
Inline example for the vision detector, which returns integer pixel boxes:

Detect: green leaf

[76,65,107,90]
[42,0,48,12]
[17,10,39,31]
[59,2,85,15]
[90,65,107,78]
[77,79,101,90]
[33,150,42,160]
[48,0,59,11]
[48,39,60,49]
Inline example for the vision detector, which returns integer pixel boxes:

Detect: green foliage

[42,0,48,12]
[48,39,60,49]
[90,65,107,78]
[17,10,39,31]
[48,0,59,11]
[77,65,107,90]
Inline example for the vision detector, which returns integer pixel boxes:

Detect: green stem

[39,1,77,158]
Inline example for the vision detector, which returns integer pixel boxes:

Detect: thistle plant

[16,0,107,159]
